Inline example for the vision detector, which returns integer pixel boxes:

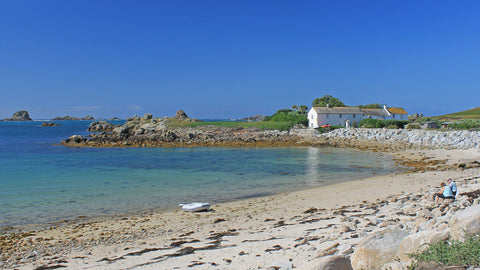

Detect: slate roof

[311,106,407,117]
[361,109,390,118]
[311,107,389,117]
[312,107,363,114]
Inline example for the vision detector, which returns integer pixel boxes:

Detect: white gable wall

[308,108,319,128]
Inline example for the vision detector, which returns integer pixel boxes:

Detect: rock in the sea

[63,135,87,144]
[3,110,32,121]
[350,229,408,270]
[41,122,61,127]
[450,204,480,241]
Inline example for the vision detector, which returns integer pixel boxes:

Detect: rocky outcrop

[62,112,303,147]
[3,110,32,121]
[88,121,115,132]
[51,115,95,121]
[174,110,190,120]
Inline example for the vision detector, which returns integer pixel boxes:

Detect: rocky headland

[61,111,303,148]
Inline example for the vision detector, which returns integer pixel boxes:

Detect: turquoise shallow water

[0,121,399,228]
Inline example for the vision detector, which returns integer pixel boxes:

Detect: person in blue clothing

[447,178,457,197]
[434,182,454,204]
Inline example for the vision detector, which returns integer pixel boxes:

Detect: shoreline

[3,147,480,269]
[1,145,403,233]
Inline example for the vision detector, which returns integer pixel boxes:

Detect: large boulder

[303,255,353,270]
[396,230,449,263]
[450,204,480,241]
[350,229,408,270]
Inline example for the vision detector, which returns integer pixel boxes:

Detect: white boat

[179,202,210,212]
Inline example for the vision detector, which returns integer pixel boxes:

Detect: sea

[0,120,400,229]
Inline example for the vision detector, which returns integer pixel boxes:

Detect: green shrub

[448,120,480,130]
[264,109,308,126]
[406,124,421,129]
[359,118,409,129]
[409,234,480,268]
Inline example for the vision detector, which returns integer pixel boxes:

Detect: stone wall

[316,128,480,150]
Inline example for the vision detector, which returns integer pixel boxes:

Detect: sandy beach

[2,148,480,269]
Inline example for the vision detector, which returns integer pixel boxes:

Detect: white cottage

[308,105,408,128]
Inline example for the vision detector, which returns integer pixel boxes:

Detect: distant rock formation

[51,115,95,121]
[174,110,191,120]
[3,110,32,121]
[41,122,62,127]
[241,114,266,121]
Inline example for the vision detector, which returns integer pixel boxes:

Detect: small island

[2,110,32,121]
[51,115,95,121]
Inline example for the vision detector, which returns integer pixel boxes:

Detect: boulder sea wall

[315,128,480,150]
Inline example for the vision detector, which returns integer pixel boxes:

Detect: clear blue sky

[1,1,479,119]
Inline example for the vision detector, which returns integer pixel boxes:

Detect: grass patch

[166,120,295,131]
[409,234,480,268]
[432,107,480,120]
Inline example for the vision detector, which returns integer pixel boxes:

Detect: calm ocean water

[0,121,399,228]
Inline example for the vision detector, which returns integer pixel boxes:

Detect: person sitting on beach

[447,178,457,197]
[434,182,455,204]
